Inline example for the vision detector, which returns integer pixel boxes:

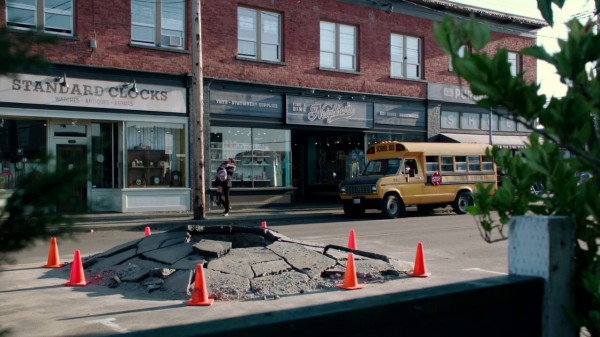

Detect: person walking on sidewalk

[219,158,236,216]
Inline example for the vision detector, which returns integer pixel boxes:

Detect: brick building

[0,0,543,212]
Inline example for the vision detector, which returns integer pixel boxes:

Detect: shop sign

[286,96,373,128]
[0,74,186,113]
[427,83,484,104]
[209,89,283,118]
[374,102,425,127]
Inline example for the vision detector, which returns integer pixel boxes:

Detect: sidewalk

[70,202,345,232]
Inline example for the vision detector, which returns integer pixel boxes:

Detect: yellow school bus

[339,141,497,218]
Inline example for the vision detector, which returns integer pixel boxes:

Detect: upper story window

[237,7,281,62]
[449,45,468,72]
[131,0,185,49]
[320,21,357,71]
[391,33,421,79]
[508,51,520,76]
[7,0,73,35]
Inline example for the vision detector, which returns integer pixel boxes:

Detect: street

[1,210,509,336]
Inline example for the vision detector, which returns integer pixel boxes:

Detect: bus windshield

[363,158,401,176]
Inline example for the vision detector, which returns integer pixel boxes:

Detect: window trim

[237,7,282,62]
[131,0,186,50]
[320,21,357,72]
[390,33,422,80]
[7,0,74,36]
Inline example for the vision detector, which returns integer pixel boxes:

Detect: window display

[0,118,47,189]
[125,122,186,188]
[210,127,291,188]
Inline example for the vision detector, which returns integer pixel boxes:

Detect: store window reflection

[0,118,47,189]
[91,123,119,188]
[125,122,186,188]
[210,127,291,188]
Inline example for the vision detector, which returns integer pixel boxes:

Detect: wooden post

[190,0,205,220]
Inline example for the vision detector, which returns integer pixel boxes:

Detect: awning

[440,133,529,149]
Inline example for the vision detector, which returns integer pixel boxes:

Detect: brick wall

[202,0,538,98]
[1,0,537,90]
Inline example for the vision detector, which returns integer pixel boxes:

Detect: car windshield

[363,159,401,176]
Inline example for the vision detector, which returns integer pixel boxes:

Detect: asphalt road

[1,210,509,337]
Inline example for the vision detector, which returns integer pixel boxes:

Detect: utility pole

[190,0,205,220]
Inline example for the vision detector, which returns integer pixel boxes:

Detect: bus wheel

[343,204,365,218]
[452,192,472,214]
[382,195,405,219]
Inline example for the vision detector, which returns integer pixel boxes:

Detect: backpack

[217,167,228,183]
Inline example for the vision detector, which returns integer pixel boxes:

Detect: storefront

[207,81,427,206]
[0,69,190,213]
[427,83,530,150]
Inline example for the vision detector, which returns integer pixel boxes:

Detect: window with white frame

[508,51,520,76]
[320,21,357,71]
[131,0,185,49]
[391,34,421,79]
[237,7,281,62]
[7,0,73,35]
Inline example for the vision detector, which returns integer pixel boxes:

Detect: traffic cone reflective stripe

[42,237,63,268]
[187,264,214,306]
[410,242,430,277]
[64,250,89,286]
[336,253,364,290]
[144,226,151,237]
[348,229,357,250]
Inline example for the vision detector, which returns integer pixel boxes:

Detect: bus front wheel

[452,192,472,214]
[382,195,405,219]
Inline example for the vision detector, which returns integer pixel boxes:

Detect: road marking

[85,318,130,333]
[463,268,507,275]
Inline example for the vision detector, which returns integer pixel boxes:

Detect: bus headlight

[371,185,377,194]
[340,186,347,194]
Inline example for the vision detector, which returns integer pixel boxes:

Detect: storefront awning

[440,133,529,149]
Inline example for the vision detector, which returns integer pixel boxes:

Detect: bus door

[399,157,425,204]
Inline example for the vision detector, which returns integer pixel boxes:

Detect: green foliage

[0,159,88,265]
[435,2,600,335]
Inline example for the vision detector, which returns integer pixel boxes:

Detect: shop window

[237,7,281,62]
[366,132,425,148]
[91,123,119,188]
[7,0,74,35]
[210,127,291,188]
[131,0,185,49]
[0,118,47,189]
[125,122,186,188]
[391,33,421,79]
[320,21,357,71]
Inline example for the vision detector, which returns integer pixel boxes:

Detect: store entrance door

[292,130,364,202]
[56,144,87,211]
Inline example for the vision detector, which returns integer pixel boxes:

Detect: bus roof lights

[395,144,406,152]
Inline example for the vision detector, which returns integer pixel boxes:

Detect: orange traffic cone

[64,250,89,286]
[348,229,357,250]
[261,221,267,229]
[42,237,63,268]
[410,242,430,277]
[336,253,364,290]
[187,264,214,306]
[144,226,151,237]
